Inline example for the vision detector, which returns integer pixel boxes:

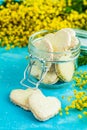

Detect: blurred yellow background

[0,0,87,49]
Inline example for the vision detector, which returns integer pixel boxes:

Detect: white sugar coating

[61,28,76,37]
[30,38,54,82]
[10,88,41,110]
[60,28,79,48]
[43,28,78,52]
[28,90,61,121]
[42,64,59,84]
[44,33,55,46]
[54,30,71,52]
[34,28,77,53]
[34,38,53,61]
[44,33,57,52]
[34,38,53,53]
[55,56,74,82]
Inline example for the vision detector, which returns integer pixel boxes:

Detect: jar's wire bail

[20,54,48,88]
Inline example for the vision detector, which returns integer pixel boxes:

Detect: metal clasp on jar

[20,54,49,88]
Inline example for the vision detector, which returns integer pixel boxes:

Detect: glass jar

[74,29,87,55]
[21,30,80,88]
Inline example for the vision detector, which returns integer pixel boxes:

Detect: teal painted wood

[0,47,87,130]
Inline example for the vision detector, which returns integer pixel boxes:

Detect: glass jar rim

[28,30,80,55]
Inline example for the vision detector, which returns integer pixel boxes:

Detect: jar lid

[74,29,87,55]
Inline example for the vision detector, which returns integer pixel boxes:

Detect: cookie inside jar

[28,28,80,86]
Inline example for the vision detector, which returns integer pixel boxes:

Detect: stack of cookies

[10,88,61,121]
[30,28,79,84]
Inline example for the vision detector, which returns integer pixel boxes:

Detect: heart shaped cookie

[55,56,74,82]
[10,88,41,110]
[30,38,53,83]
[61,28,75,37]
[54,29,71,52]
[42,64,59,84]
[61,28,79,48]
[28,90,61,121]
[33,38,53,61]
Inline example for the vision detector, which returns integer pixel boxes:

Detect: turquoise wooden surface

[0,47,87,130]
[0,0,20,4]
